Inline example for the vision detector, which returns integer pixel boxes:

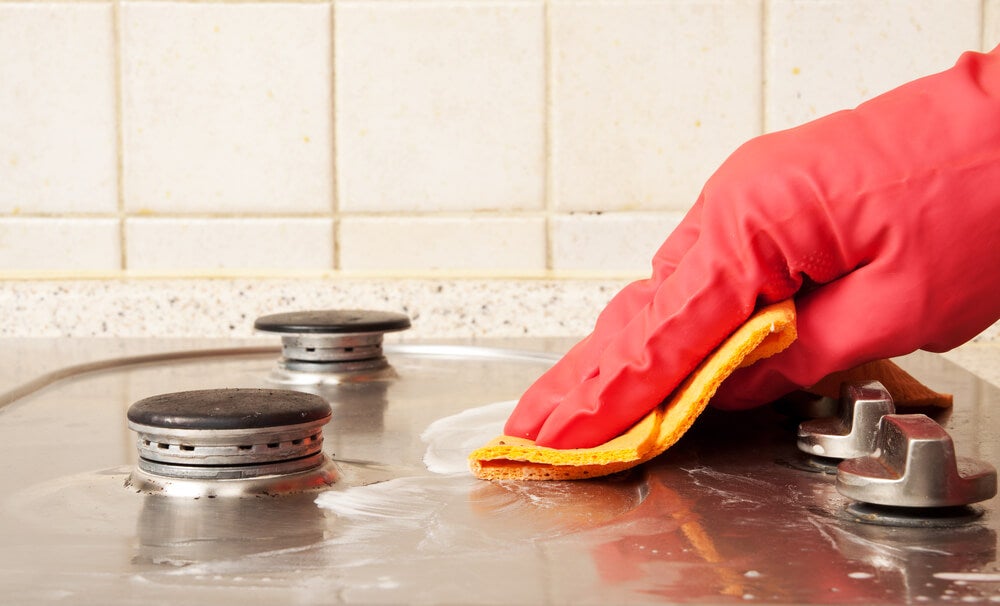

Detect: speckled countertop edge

[2,278,998,388]
[0,278,629,339]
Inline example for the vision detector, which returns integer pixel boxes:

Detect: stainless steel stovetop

[1,328,999,605]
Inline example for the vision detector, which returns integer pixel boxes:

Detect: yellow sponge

[804,359,952,409]
[470,300,798,481]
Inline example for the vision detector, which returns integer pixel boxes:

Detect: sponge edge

[804,359,953,408]
[469,300,799,481]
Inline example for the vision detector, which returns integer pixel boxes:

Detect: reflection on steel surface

[0,341,997,604]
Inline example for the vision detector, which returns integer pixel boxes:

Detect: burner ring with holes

[254,309,411,377]
[126,388,336,494]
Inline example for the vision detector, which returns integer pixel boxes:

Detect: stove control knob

[837,414,997,508]
[797,381,895,459]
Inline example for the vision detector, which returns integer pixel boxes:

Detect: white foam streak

[420,400,517,474]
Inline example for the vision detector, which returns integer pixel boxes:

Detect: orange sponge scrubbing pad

[470,300,798,481]
[804,359,952,409]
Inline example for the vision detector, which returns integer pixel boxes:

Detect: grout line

[122,214,342,220]
[759,0,769,135]
[981,0,988,51]
[164,210,547,219]
[0,269,643,282]
[0,0,335,4]
[112,0,127,271]
[542,0,554,272]
[338,210,555,220]
[0,0,122,3]
[2,209,668,221]
[1,213,125,220]
[329,0,340,271]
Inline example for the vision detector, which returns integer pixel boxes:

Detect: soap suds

[420,400,516,474]
[935,573,1000,583]
[315,477,455,522]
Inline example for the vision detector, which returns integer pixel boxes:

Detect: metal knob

[797,381,895,459]
[837,414,997,508]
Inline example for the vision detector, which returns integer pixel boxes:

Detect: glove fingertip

[502,411,539,440]
[502,388,561,440]
[532,396,634,450]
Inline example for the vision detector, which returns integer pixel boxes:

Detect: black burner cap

[127,388,332,431]
[253,309,411,335]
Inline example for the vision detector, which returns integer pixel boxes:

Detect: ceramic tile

[335,1,545,213]
[766,0,982,131]
[0,218,120,272]
[121,2,333,214]
[986,0,1000,52]
[339,217,545,272]
[551,212,683,273]
[0,3,117,215]
[550,0,762,213]
[125,217,333,271]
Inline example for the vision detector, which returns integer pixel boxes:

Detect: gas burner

[126,388,337,497]
[254,309,411,384]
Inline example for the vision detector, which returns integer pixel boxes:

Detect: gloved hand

[506,47,1000,449]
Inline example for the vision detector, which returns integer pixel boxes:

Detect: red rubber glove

[506,47,1000,449]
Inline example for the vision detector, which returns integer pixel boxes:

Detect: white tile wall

[551,212,684,273]
[987,1,1000,50]
[120,1,334,215]
[549,0,763,213]
[0,3,117,215]
[0,0,993,280]
[766,0,982,131]
[126,217,333,272]
[335,0,545,213]
[0,218,119,271]
[339,217,545,272]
